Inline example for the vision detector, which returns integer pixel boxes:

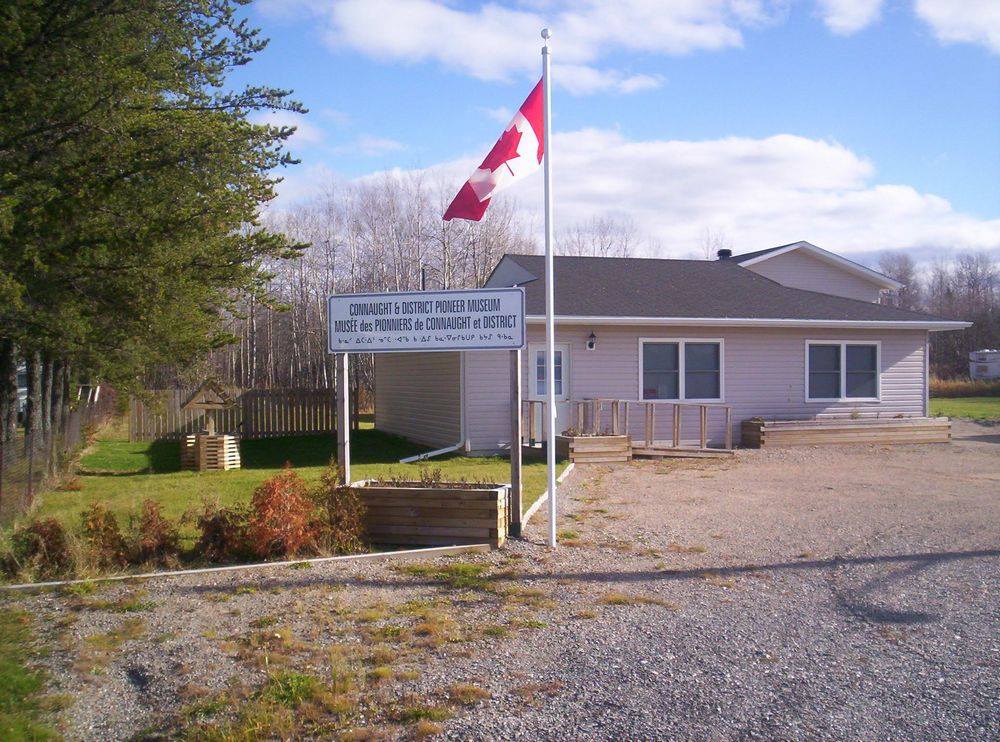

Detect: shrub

[80,504,128,568]
[195,500,251,563]
[930,376,1000,398]
[130,500,180,565]
[248,468,317,558]
[7,519,76,578]
[311,466,366,555]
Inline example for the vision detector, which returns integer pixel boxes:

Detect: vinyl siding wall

[463,325,928,451]
[375,352,461,448]
[744,251,883,303]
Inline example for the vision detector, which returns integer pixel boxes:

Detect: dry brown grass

[513,680,564,706]
[447,682,491,705]
[598,592,679,609]
[666,542,707,554]
[698,572,737,588]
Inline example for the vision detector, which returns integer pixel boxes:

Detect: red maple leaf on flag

[480,125,523,175]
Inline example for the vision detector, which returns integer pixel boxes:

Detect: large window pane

[642,343,679,399]
[846,345,877,398]
[809,344,841,399]
[684,343,720,399]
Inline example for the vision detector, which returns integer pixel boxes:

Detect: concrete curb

[522,462,575,529]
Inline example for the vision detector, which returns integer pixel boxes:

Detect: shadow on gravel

[169,548,1000,625]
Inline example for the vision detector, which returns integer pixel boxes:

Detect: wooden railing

[522,398,733,452]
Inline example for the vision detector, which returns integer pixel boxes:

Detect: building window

[807,341,880,401]
[534,347,564,398]
[640,339,723,401]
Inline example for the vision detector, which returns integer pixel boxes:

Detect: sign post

[328,287,526,533]
[509,348,522,536]
[336,353,350,485]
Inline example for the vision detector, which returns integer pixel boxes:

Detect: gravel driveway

[6,421,998,740]
[444,420,1000,740]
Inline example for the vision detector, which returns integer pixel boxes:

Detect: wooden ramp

[632,446,734,459]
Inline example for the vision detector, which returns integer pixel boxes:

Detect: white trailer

[969,350,1000,380]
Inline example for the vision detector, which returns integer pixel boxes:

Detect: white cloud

[915,0,1000,54]
[815,0,884,34]
[326,129,1000,256]
[478,105,512,123]
[253,110,326,146]
[261,0,1000,92]
[352,134,407,156]
[284,0,766,94]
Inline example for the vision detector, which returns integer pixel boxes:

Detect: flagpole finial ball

[541,28,551,40]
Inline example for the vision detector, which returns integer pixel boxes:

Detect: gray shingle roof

[490,254,958,323]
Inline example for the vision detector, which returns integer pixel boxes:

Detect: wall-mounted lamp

[586,332,597,351]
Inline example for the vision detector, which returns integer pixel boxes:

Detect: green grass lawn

[35,426,566,538]
[930,396,1000,421]
[0,609,58,739]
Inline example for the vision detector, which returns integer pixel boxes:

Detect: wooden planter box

[555,434,632,463]
[352,481,509,548]
[741,417,951,448]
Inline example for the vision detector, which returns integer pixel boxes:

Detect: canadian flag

[444,80,544,221]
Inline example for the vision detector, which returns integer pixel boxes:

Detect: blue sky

[236,1,1000,258]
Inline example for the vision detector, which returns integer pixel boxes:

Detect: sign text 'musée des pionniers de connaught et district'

[327,288,525,353]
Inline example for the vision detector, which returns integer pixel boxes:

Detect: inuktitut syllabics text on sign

[327,288,525,353]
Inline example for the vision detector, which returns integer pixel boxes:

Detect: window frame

[638,338,725,403]
[527,342,570,401]
[805,339,881,403]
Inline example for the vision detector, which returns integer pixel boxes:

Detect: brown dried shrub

[80,503,128,568]
[130,499,180,565]
[194,500,251,563]
[311,465,366,555]
[248,468,318,558]
[7,518,76,578]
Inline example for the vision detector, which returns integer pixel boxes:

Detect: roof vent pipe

[717,249,733,260]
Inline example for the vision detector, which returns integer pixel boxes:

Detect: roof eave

[525,315,970,332]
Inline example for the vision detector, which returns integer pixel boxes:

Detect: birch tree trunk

[0,339,17,443]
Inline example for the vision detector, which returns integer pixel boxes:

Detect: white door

[528,343,571,439]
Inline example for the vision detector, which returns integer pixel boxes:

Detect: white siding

[463,349,511,451]
[464,325,928,451]
[744,250,883,302]
[375,352,461,448]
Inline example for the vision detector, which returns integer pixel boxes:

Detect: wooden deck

[523,398,735,460]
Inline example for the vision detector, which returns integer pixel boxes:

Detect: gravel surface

[5,421,998,740]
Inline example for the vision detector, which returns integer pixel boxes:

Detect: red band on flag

[444,79,544,222]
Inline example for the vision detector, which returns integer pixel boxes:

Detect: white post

[541,28,557,549]
[336,352,351,485]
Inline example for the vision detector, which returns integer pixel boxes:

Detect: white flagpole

[541,28,557,549]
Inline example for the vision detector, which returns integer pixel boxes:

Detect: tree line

[0,0,302,455]
[188,176,641,402]
[878,251,998,377]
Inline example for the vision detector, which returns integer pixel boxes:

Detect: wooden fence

[129,388,337,441]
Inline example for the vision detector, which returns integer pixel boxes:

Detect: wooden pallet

[181,434,241,471]
[741,417,951,448]
[555,435,632,463]
[355,481,508,548]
